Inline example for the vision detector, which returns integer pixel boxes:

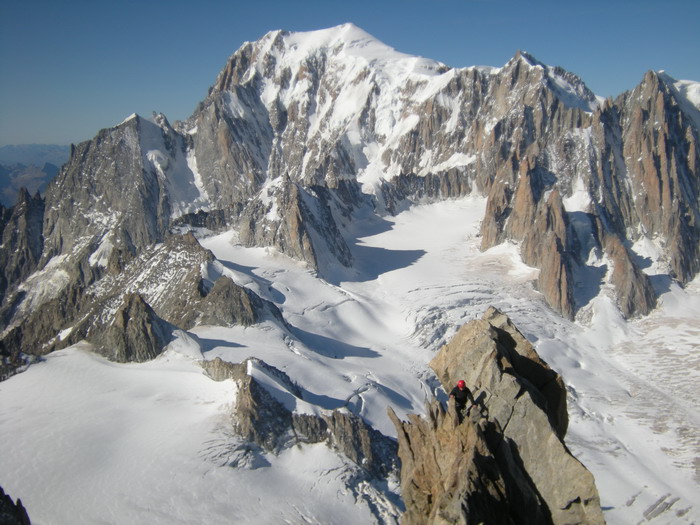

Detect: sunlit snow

[138,116,211,218]
[1,201,699,524]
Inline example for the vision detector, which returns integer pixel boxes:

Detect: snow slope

[1,196,699,524]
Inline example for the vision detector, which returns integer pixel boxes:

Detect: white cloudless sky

[1,0,699,146]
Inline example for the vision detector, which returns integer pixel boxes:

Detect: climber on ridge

[449,379,475,420]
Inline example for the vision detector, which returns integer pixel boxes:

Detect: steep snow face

[200,25,612,206]
[517,51,603,111]
[251,22,449,132]
[139,116,211,218]
[271,24,451,176]
[659,72,700,130]
[259,23,446,86]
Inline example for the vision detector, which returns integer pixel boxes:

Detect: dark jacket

[449,385,474,411]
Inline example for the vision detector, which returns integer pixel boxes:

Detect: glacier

[1,197,699,524]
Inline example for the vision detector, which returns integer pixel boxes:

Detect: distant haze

[0,144,69,206]
[0,144,70,167]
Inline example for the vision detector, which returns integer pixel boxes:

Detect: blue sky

[1,0,699,147]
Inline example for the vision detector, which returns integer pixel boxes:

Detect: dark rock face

[312,409,398,479]
[391,307,604,525]
[0,351,33,382]
[231,363,295,452]
[0,189,44,301]
[41,116,174,264]
[184,276,261,328]
[0,485,31,525]
[96,293,173,363]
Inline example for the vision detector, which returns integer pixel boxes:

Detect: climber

[449,379,475,420]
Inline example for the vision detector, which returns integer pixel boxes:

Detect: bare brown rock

[603,233,656,317]
[392,307,604,525]
[389,401,518,525]
[504,161,575,319]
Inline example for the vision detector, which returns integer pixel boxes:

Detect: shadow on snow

[289,325,381,360]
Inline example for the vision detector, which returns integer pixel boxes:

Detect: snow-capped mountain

[1,23,699,524]
[9,23,696,326]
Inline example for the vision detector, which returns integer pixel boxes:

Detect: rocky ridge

[0,232,281,363]
[0,189,44,301]
[201,356,401,520]
[192,36,698,319]
[390,307,604,524]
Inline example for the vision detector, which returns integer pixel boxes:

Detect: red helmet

[457,380,466,388]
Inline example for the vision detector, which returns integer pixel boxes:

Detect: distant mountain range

[0,144,70,167]
[0,144,69,206]
[0,162,59,207]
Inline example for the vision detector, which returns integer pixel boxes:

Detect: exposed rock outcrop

[183,276,263,328]
[96,293,173,363]
[0,189,44,302]
[617,71,700,284]
[482,160,576,319]
[41,115,175,264]
[238,180,353,271]
[431,306,568,437]
[186,32,698,320]
[602,232,657,318]
[0,232,281,362]
[391,307,604,525]
[202,357,397,478]
[0,485,30,525]
[390,400,543,525]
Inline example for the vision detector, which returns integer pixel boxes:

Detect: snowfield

[1,196,699,524]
